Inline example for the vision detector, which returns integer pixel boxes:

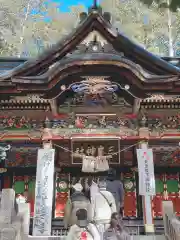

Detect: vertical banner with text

[33,148,55,236]
[136,148,155,196]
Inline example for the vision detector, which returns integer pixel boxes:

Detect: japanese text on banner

[136,149,155,196]
[33,148,55,236]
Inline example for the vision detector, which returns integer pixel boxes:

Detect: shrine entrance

[54,137,141,220]
[0,4,180,236]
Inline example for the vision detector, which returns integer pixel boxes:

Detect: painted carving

[59,92,131,108]
[52,115,133,129]
[0,145,11,162]
[48,114,138,137]
[0,116,30,129]
[146,114,180,133]
[5,145,39,167]
[153,147,180,166]
[0,116,43,130]
[147,113,180,131]
[2,112,180,139]
[166,114,180,129]
[71,77,119,94]
[70,41,123,55]
[55,174,69,218]
[0,168,7,173]
[13,175,35,217]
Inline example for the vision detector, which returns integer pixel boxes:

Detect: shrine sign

[33,148,55,236]
[136,148,155,196]
[71,138,120,165]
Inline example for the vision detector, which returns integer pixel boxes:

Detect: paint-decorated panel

[153,148,180,167]
[0,116,31,130]
[152,174,165,218]
[121,172,137,218]
[13,175,36,217]
[3,175,11,188]
[0,116,43,130]
[57,140,71,167]
[121,147,134,166]
[165,173,180,216]
[152,173,180,218]
[55,173,69,218]
[5,144,39,167]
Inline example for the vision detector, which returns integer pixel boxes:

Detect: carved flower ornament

[124,180,134,191]
[0,168,7,173]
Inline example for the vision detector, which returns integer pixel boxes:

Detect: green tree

[0,0,85,57]
[101,0,180,56]
[138,0,180,12]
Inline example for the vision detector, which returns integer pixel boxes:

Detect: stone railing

[0,188,30,240]
[0,188,170,240]
[162,201,180,240]
[0,188,67,240]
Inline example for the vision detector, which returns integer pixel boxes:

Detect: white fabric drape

[82,156,109,173]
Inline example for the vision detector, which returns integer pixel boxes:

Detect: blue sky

[32,0,96,17]
[58,0,95,11]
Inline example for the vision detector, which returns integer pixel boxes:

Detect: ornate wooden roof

[0,56,179,73]
[0,7,179,99]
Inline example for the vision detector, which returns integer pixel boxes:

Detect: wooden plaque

[71,138,120,165]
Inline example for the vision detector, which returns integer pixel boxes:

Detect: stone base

[133,236,165,240]
[28,237,64,240]
[145,224,155,234]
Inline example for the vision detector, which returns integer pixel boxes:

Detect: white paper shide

[33,148,55,236]
[136,148,155,196]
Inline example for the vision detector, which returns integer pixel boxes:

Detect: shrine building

[0,4,180,236]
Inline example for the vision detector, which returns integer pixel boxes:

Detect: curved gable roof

[0,8,179,80]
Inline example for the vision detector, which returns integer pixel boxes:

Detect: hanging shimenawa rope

[53,140,145,156]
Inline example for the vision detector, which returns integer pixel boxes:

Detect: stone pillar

[33,141,55,236]
[1,227,16,240]
[18,202,30,236]
[0,188,15,224]
[139,140,155,234]
[162,201,174,238]
[0,189,22,240]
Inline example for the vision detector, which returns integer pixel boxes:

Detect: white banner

[33,148,55,236]
[136,148,156,196]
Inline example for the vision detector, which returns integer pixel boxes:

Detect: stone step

[132,235,166,240]
[28,235,166,240]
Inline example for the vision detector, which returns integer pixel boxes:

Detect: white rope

[53,140,144,156]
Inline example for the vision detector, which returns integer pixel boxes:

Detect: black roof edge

[0,55,179,65]
[0,57,29,62]
[114,32,180,74]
